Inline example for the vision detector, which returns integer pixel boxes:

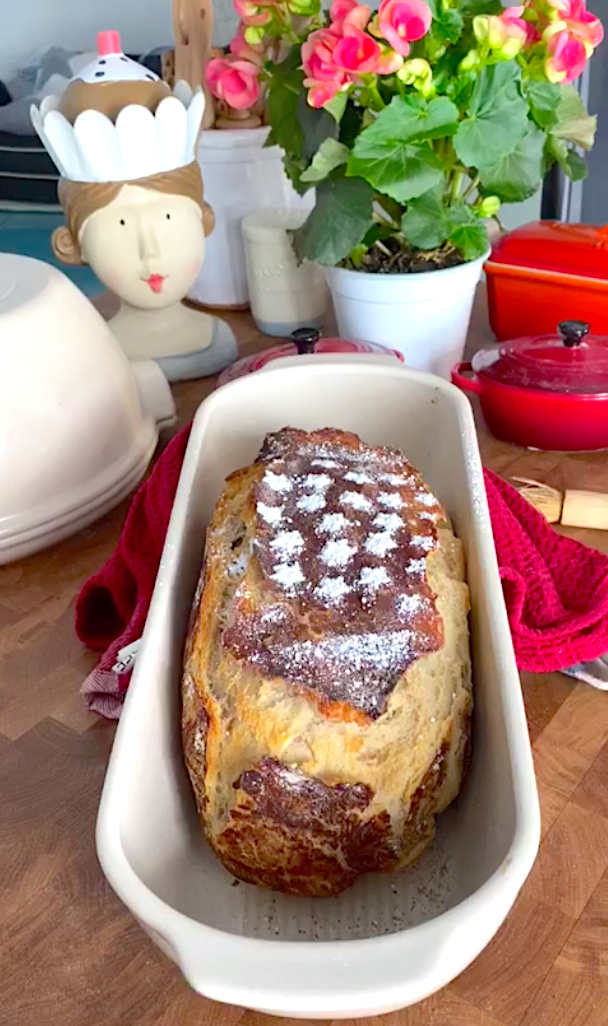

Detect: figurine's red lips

[145,274,166,294]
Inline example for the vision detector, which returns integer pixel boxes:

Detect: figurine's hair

[52,160,214,264]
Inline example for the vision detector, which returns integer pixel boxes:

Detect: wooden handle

[173,0,216,127]
[561,489,608,530]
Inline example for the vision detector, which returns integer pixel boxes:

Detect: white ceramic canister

[325,251,489,379]
[189,127,314,310]
[241,209,327,337]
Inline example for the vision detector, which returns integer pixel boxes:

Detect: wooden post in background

[173,0,216,127]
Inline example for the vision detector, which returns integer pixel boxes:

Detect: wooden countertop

[2,289,608,1026]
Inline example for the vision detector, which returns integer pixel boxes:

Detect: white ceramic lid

[0,254,170,557]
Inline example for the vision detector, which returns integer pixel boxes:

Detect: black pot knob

[558,320,590,348]
[291,327,321,355]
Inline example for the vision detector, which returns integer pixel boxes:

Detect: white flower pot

[190,126,313,309]
[325,251,489,379]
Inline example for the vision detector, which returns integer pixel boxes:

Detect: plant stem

[449,169,464,203]
[462,173,480,202]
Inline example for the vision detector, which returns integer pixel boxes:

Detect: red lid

[489,221,608,281]
[218,332,404,387]
[475,321,608,395]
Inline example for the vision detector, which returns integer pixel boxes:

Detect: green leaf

[297,92,339,162]
[478,123,545,203]
[525,80,562,130]
[564,150,588,182]
[460,0,502,13]
[345,95,457,201]
[401,188,451,249]
[449,220,489,261]
[339,103,365,148]
[301,139,350,183]
[293,174,375,266]
[453,64,529,169]
[552,84,597,150]
[431,7,464,45]
[348,141,444,202]
[545,134,588,182]
[351,95,460,148]
[265,53,304,160]
[324,91,348,124]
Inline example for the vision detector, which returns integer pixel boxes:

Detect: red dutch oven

[218,327,404,385]
[452,320,608,451]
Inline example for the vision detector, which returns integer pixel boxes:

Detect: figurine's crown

[31,31,205,183]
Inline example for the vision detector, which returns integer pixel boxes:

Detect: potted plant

[211,0,602,373]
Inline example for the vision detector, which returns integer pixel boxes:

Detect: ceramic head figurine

[31,31,237,382]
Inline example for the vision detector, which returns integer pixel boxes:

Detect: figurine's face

[80,184,205,309]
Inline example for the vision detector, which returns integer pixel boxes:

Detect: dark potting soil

[343,243,464,274]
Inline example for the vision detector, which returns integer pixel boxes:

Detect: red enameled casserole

[452,320,608,451]
[485,221,608,341]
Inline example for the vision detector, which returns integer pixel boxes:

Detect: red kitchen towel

[76,425,608,718]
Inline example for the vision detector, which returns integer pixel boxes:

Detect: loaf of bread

[182,427,471,897]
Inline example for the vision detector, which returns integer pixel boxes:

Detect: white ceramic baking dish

[97,360,540,1020]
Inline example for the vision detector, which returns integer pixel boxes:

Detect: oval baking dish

[96,361,540,1020]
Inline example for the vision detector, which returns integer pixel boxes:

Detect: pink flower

[233,0,272,26]
[376,0,432,57]
[302,27,347,82]
[229,23,265,64]
[307,80,344,107]
[206,57,261,109]
[545,28,588,80]
[562,0,604,47]
[330,0,360,30]
[334,25,383,73]
[501,5,541,45]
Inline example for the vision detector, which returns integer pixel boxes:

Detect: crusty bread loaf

[182,428,471,897]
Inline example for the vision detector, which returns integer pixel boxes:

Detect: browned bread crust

[182,428,471,897]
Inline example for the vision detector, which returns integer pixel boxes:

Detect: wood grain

[2,289,608,1025]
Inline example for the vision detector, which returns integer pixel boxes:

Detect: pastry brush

[513,478,608,530]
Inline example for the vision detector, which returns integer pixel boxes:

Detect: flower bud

[479,195,501,218]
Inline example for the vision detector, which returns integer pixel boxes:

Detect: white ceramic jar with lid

[241,208,327,336]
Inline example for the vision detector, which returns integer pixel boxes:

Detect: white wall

[0,0,239,80]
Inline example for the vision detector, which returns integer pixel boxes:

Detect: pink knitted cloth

[76,424,608,718]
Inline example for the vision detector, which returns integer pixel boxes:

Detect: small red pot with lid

[452,320,608,451]
[485,221,608,341]
[217,328,404,386]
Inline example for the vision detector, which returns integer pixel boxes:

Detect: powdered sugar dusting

[411,534,434,551]
[270,530,304,559]
[364,532,397,557]
[257,502,283,526]
[359,566,390,590]
[319,512,350,535]
[345,470,373,485]
[315,575,351,604]
[297,493,326,513]
[418,493,439,507]
[396,593,426,617]
[373,512,404,532]
[320,538,358,568]
[228,428,446,717]
[378,492,404,509]
[271,562,305,590]
[264,471,293,493]
[261,605,288,623]
[340,491,372,511]
[303,473,332,491]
